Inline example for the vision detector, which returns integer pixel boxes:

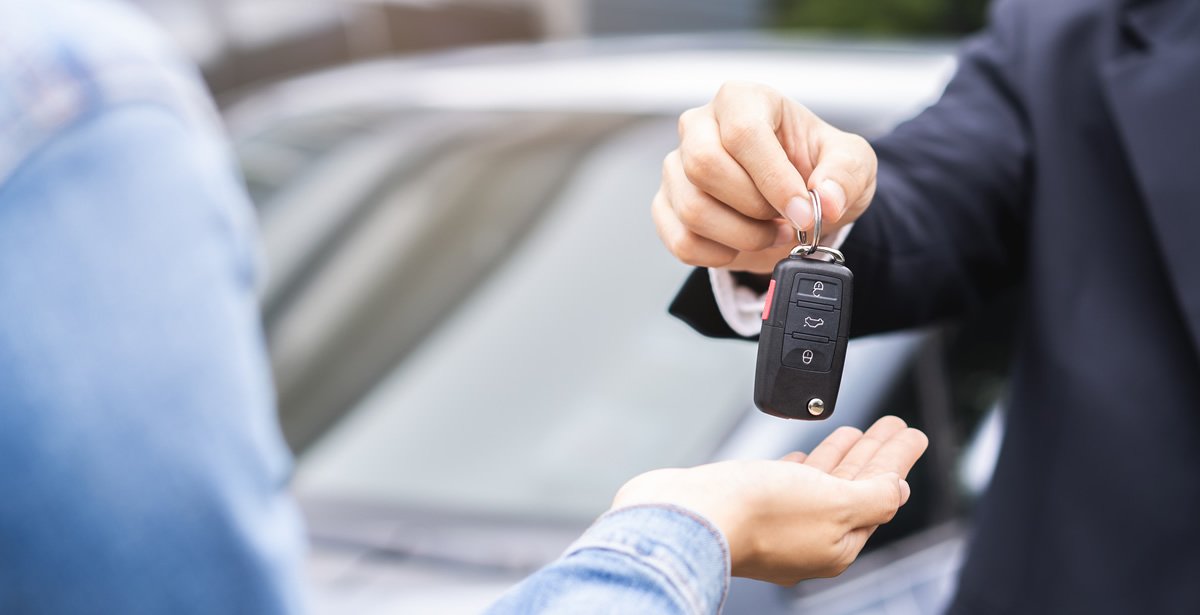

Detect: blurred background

[131,1,1010,613]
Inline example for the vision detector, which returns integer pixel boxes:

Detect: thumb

[806,129,877,226]
[842,473,904,528]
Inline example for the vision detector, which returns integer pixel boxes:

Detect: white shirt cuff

[710,223,854,337]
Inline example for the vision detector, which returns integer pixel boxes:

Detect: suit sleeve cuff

[709,268,769,338]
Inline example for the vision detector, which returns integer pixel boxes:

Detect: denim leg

[0,103,306,614]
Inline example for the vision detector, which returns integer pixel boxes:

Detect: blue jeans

[0,2,731,613]
[0,2,306,613]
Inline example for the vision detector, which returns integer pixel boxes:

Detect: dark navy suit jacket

[670,0,1200,612]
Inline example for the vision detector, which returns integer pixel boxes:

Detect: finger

[678,107,778,221]
[805,128,877,224]
[856,428,930,481]
[802,426,863,473]
[652,190,738,267]
[711,83,814,229]
[842,473,903,528]
[664,151,792,252]
[837,476,912,559]
[781,451,808,463]
[830,416,908,480]
[724,241,794,274]
[838,526,877,564]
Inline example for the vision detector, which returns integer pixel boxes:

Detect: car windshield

[292,116,757,521]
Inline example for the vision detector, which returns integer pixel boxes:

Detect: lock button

[782,335,835,371]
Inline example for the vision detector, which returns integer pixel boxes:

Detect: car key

[754,190,853,420]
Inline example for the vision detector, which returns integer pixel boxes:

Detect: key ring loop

[789,189,846,264]
[796,189,822,250]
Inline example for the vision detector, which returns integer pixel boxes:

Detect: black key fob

[754,254,853,420]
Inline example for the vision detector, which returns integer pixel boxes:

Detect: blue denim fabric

[0,2,732,614]
[487,506,731,615]
[0,2,306,613]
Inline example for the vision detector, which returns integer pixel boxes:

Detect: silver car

[225,35,987,614]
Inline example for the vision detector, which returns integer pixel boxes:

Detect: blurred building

[128,0,770,97]
[585,0,769,35]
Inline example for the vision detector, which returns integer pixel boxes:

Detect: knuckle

[745,198,780,221]
[717,80,768,101]
[830,464,861,482]
[841,131,868,151]
[740,233,774,253]
[754,166,784,194]
[674,196,706,228]
[706,249,736,269]
[842,134,876,173]
[832,425,864,441]
[681,244,731,268]
[677,107,701,137]
[730,225,774,252]
[715,80,745,100]
[662,151,679,183]
[681,148,721,184]
[671,235,705,266]
[721,117,763,152]
[666,232,690,258]
[851,133,876,160]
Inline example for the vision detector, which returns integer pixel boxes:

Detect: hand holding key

[652,81,878,274]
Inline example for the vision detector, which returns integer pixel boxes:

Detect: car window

[293,117,757,521]
[237,109,390,208]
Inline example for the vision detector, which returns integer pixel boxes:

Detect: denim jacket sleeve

[484,505,731,615]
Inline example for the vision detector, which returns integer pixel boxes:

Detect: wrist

[612,472,756,575]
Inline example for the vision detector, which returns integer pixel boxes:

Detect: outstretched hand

[610,416,927,585]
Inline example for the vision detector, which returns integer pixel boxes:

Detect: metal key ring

[796,189,822,250]
[789,190,846,264]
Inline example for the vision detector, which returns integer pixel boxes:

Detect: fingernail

[899,479,911,505]
[819,179,846,222]
[772,223,796,247]
[785,195,813,230]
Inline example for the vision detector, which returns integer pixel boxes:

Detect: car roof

[225,33,956,132]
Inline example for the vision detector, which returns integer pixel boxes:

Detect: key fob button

[785,304,840,340]
[782,336,836,371]
[793,275,840,306]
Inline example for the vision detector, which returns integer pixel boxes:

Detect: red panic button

[762,278,777,321]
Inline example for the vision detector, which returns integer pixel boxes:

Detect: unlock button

[794,275,840,306]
